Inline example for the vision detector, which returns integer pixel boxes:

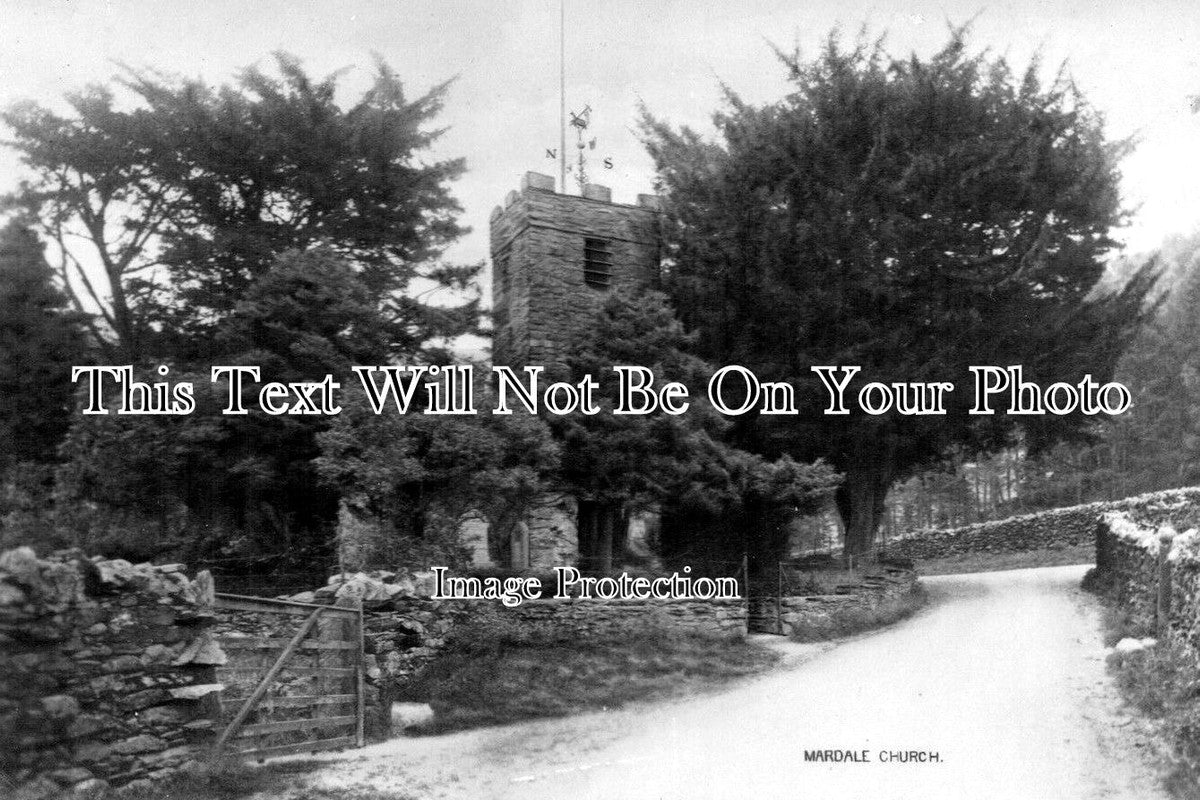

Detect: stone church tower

[479,172,662,570]
[489,171,661,367]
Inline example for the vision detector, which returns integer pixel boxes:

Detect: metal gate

[212,594,365,761]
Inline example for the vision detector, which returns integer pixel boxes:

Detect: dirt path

[290,565,1169,800]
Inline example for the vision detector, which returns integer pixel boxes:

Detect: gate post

[776,562,783,636]
[1156,531,1174,638]
[355,596,365,748]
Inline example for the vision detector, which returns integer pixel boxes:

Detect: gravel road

[294,564,1170,800]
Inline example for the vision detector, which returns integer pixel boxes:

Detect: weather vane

[568,105,596,191]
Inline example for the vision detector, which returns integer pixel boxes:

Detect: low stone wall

[1093,518,1165,634]
[1088,489,1200,661]
[0,549,752,787]
[359,598,467,739]
[1168,533,1200,659]
[750,565,919,636]
[504,596,746,636]
[0,548,221,798]
[358,592,746,737]
[887,487,1200,561]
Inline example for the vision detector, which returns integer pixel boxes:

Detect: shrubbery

[1106,639,1200,799]
[404,618,776,734]
[1094,577,1200,799]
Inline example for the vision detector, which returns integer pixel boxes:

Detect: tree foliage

[0,221,88,468]
[553,291,839,572]
[641,28,1156,554]
[1103,235,1200,493]
[1,54,482,564]
[315,372,559,569]
[51,249,402,564]
[3,88,183,359]
[3,53,478,362]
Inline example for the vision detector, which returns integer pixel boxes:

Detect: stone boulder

[287,569,433,609]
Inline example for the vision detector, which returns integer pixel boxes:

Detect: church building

[471,171,663,570]
[489,171,661,367]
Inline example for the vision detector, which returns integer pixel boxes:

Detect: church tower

[489,171,661,368]
[483,172,662,570]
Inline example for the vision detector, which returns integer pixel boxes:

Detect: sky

[2,0,1199,301]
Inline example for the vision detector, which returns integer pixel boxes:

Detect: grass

[916,544,1093,576]
[402,620,779,734]
[787,583,928,642]
[1089,573,1200,800]
[114,756,419,800]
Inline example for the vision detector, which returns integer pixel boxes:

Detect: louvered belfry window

[583,238,613,289]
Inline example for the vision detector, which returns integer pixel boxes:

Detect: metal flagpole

[560,0,566,193]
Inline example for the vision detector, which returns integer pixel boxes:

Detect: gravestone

[459,513,493,568]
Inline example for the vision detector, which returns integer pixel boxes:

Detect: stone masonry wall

[1,550,749,786]
[886,487,1200,561]
[1094,518,1164,635]
[0,548,222,799]
[364,594,746,737]
[1091,488,1200,661]
[749,564,920,636]
[1168,535,1200,659]
[502,595,746,637]
[280,569,746,739]
[490,172,660,367]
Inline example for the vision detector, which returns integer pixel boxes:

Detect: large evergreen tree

[553,291,838,572]
[1104,238,1200,494]
[4,55,482,564]
[641,29,1155,554]
[3,54,478,362]
[54,248,405,563]
[552,290,727,572]
[0,221,88,468]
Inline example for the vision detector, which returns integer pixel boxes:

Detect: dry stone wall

[1,542,918,791]
[489,172,661,367]
[749,564,919,636]
[1167,532,1200,658]
[363,594,746,737]
[1091,488,1200,661]
[503,596,746,636]
[279,569,747,738]
[887,487,1200,561]
[0,548,222,798]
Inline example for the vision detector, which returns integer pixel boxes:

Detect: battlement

[489,172,661,367]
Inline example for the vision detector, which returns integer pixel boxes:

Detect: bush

[1105,641,1200,799]
[1097,587,1200,799]
[405,620,777,734]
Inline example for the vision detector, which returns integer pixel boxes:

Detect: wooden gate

[746,562,786,635]
[212,594,365,761]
